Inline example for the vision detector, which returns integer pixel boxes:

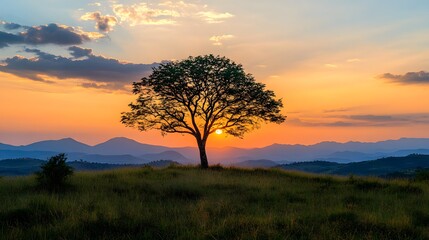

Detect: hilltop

[0,167,428,239]
[279,154,429,177]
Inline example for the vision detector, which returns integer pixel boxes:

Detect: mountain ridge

[278,154,429,176]
[1,137,429,164]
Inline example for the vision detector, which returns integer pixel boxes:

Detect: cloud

[348,115,395,122]
[0,31,24,48]
[158,1,199,10]
[81,82,108,89]
[197,11,234,23]
[88,2,101,7]
[81,12,118,32]
[0,23,103,48]
[0,46,159,89]
[379,71,429,84]
[112,3,180,26]
[323,108,353,113]
[324,64,338,68]
[209,34,234,46]
[110,2,233,26]
[292,113,429,127]
[68,46,93,58]
[1,21,24,30]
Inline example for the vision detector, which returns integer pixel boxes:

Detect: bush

[36,153,73,191]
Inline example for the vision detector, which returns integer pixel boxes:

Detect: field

[1,166,429,239]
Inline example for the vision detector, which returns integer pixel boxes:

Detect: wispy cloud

[81,12,118,32]
[0,47,158,89]
[197,11,234,23]
[379,71,429,84]
[158,1,199,10]
[292,113,429,127]
[323,108,354,113]
[112,3,180,26]
[88,2,101,7]
[209,34,234,46]
[0,23,103,48]
[109,1,234,26]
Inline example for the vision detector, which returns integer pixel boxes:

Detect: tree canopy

[121,55,286,168]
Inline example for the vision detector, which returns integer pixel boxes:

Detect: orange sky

[1,1,429,147]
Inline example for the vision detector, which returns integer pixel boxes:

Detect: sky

[1,0,429,148]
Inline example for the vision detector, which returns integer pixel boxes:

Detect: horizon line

[1,136,429,149]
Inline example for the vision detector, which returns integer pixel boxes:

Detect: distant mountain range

[278,154,429,177]
[2,154,429,178]
[1,137,429,166]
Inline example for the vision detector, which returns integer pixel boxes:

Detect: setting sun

[215,129,223,135]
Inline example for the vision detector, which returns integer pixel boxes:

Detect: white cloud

[158,1,199,10]
[89,2,101,7]
[109,1,234,26]
[197,11,234,23]
[210,34,234,46]
[112,3,180,26]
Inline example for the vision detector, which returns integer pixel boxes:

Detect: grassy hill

[279,154,429,177]
[0,166,428,239]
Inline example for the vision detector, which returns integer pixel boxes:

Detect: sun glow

[215,129,223,135]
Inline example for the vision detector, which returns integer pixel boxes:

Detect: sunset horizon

[2,2,429,238]
[2,1,429,148]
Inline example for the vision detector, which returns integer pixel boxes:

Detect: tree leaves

[121,55,286,141]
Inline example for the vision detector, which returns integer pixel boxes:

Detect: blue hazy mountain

[91,137,171,155]
[1,137,429,165]
[0,150,60,160]
[278,154,429,176]
[231,159,279,168]
[22,138,92,152]
[0,137,191,164]
[0,143,16,150]
[205,138,429,163]
[141,151,192,164]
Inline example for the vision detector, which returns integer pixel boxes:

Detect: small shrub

[36,153,73,191]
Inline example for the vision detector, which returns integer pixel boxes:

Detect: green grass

[0,166,428,239]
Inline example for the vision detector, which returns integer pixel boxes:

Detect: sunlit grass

[0,166,428,239]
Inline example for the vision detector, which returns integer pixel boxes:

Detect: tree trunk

[197,139,209,169]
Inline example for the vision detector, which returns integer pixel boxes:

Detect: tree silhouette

[121,55,285,168]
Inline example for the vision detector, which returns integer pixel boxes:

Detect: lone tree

[121,55,285,168]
